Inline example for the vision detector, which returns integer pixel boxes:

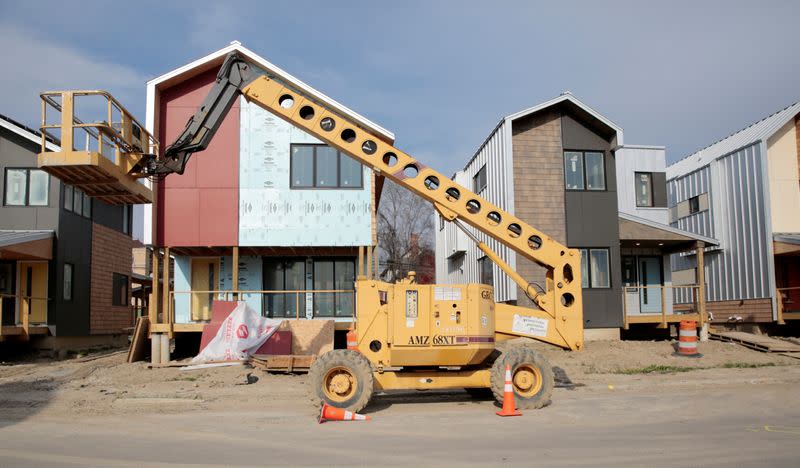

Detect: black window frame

[289,144,363,190]
[563,151,606,192]
[577,247,612,289]
[63,263,74,301]
[473,164,487,193]
[63,184,92,219]
[3,168,49,206]
[312,257,356,318]
[478,255,493,287]
[688,195,700,214]
[635,172,654,207]
[112,273,129,306]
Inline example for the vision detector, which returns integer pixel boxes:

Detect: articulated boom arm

[154,52,584,350]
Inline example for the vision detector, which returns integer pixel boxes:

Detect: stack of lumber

[710,330,800,359]
[250,354,316,373]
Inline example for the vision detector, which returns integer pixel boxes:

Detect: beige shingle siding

[511,109,566,308]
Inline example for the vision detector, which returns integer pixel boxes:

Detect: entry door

[19,262,48,324]
[621,256,641,315]
[191,258,220,321]
[638,257,662,313]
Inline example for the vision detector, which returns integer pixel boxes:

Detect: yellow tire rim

[323,366,357,402]
[512,364,543,398]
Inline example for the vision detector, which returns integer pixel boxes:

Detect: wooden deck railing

[162,289,355,331]
[0,293,51,340]
[777,286,800,324]
[622,285,705,329]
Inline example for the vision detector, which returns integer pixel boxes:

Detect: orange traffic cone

[496,364,522,417]
[318,402,371,424]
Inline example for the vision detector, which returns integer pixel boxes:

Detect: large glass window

[315,146,338,187]
[4,168,49,206]
[313,259,356,317]
[290,146,314,188]
[290,144,363,189]
[64,184,73,210]
[635,172,653,207]
[564,151,605,191]
[473,165,487,193]
[578,248,611,289]
[585,152,605,190]
[564,152,584,190]
[478,256,493,287]
[339,154,362,188]
[263,259,305,318]
[64,185,91,218]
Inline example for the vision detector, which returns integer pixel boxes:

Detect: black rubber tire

[309,349,374,412]
[490,347,554,409]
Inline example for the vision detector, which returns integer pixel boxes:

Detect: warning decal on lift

[511,314,548,338]
[434,287,461,301]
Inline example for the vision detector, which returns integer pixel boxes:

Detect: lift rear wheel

[309,349,374,412]
[490,347,554,409]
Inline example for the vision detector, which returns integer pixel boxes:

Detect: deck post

[162,247,171,339]
[150,249,160,328]
[696,241,708,341]
[232,246,239,301]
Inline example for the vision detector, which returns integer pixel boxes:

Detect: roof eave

[147,41,395,144]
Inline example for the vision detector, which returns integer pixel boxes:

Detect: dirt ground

[1,337,797,424]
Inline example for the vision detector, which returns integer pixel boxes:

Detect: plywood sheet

[280,319,334,356]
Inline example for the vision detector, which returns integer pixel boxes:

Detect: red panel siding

[157,68,240,247]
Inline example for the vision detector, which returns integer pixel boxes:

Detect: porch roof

[0,230,54,260]
[774,233,800,255]
[618,212,718,252]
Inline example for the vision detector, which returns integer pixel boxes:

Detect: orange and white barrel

[677,320,702,357]
[346,330,359,351]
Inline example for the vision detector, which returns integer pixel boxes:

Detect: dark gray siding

[0,130,60,231]
[561,115,622,328]
[652,172,667,207]
[55,200,93,335]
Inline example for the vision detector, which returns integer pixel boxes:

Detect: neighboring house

[143,42,391,343]
[436,93,714,338]
[0,114,134,348]
[667,102,800,325]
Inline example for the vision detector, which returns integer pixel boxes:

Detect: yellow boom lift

[39,53,584,411]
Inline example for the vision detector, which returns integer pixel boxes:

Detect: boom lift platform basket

[38,90,159,205]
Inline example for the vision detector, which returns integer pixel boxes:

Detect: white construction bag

[192,302,283,363]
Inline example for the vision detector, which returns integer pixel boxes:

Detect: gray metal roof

[0,230,54,248]
[668,101,800,179]
[618,211,718,246]
[774,233,800,245]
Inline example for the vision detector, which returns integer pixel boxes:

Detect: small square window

[689,196,700,214]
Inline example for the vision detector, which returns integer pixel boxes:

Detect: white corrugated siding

[669,142,772,303]
[434,120,517,302]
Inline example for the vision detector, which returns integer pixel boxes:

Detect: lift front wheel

[490,347,554,409]
[309,349,374,412]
